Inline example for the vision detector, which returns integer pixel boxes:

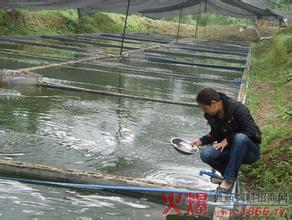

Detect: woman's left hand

[213,138,228,152]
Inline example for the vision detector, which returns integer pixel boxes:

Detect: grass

[0,9,79,35]
[240,27,292,196]
[166,13,252,26]
[0,9,275,42]
[239,28,291,219]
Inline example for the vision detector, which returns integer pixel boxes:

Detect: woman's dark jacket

[200,93,262,145]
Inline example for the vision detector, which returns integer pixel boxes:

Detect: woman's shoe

[210,177,223,185]
[216,184,234,194]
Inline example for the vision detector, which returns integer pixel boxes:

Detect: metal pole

[176,0,185,42]
[195,0,202,39]
[120,0,131,56]
[203,0,208,36]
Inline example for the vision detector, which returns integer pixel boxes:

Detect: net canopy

[140,0,256,19]
[0,0,283,19]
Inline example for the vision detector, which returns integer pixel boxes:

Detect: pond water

[0,33,248,219]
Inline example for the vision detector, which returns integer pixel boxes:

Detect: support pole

[203,0,208,36]
[176,0,185,42]
[195,0,202,39]
[120,0,131,56]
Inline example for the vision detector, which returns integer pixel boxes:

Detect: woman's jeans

[200,133,260,182]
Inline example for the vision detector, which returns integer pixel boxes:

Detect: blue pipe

[0,176,212,194]
[199,170,224,180]
[0,176,247,205]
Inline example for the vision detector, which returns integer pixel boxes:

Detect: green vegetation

[0,9,79,35]
[78,13,151,33]
[0,9,186,36]
[0,9,266,42]
[166,13,252,26]
[271,0,290,10]
[240,27,292,194]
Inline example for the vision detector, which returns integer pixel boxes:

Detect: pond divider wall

[0,69,42,86]
[237,47,252,103]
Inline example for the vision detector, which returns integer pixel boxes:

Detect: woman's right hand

[191,139,202,147]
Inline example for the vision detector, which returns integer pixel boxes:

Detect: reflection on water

[0,179,165,220]
[0,34,245,219]
[0,85,223,219]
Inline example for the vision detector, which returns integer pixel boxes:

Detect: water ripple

[144,164,214,191]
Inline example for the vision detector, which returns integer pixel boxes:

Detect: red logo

[162,192,208,216]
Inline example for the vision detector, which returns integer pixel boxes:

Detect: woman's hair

[196,88,221,105]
